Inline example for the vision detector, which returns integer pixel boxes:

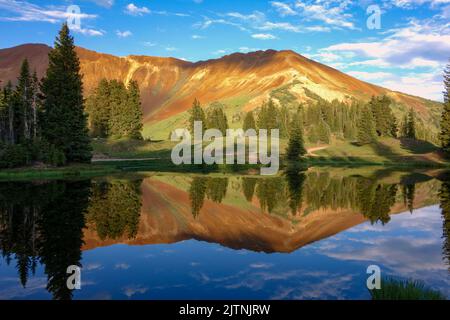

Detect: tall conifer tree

[40,24,91,162]
[440,62,450,154]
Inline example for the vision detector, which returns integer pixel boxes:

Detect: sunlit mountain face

[0,169,449,300]
[0,44,443,141]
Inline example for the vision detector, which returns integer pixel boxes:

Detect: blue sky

[0,0,449,101]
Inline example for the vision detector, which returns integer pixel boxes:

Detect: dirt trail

[307,146,328,157]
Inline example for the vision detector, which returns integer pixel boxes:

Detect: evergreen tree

[317,119,331,144]
[257,99,279,133]
[439,181,450,271]
[405,108,417,139]
[188,98,206,134]
[40,24,92,162]
[86,78,112,137]
[440,62,450,155]
[15,59,34,142]
[189,177,207,217]
[86,180,142,240]
[206,178,228,203]
[243,111,256,132]
[285,169,306,215]
[286,109,306,161]
[126,80,143,139]
[357,105,377,145]
[241,177,257,201]
[108,80,131,138]
[369,95,397,137]
[206,102,228,134]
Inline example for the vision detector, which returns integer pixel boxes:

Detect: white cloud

[116,30,132,38]
[212,49,227,55]
[295,0,356,30]
[323,20,450,68]
[71,25,105,36]
[192,34,205,39]
[251,33,277,40]
[239,46,261,53]
[259,21,301,32]
[143,41,157,47]
[0,0,97,23]
[270,1,297,16]
[165,46,177,51]
[125,3,150,16]
[382,72,444,101]
[114,263,130,270]
[123,285,148,297]
[347,71,393,81]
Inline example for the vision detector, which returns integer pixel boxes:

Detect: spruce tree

[86,78,112,137]
[126,80,143,139]
[40,23,91,162]
[369,95,397,137]
[15,59,34,142]
[206,102,228,134]
[357,105,377,145]
[406,108,417,139]
[243,111,256,132]
[440,62,450,155]
[188,98,206,134]
[107,80,129,138]
[286,109,306,161]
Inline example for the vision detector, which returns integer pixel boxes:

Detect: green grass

[313,137,443,166]
[0,163,119,181]
[370,278,446,300]
[91,138,175,159]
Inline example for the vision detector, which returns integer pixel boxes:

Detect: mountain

[0,43,442,140]
[82,175,438,253]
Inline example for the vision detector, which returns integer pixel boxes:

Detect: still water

[0,168,449,299]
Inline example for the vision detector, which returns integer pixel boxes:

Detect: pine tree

[286,109,306,161]
[405,108,416,139]
[243,111,256,132]
[188,98,206,134]
[86,78,112,137]
[15,59,34,142]
[317,119,331,144]
[126,80,143,139]
[206,102,228,134]
[369,95,397,137]
[107,80,129,138]
[40,23,92,162]
[357,105,377,145]
[440,62,450,155]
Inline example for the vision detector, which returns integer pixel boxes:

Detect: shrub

[370,278,446,300]
[46,145,66,167]
[0,144,29,168]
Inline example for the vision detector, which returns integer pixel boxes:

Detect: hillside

[0,43,442,140]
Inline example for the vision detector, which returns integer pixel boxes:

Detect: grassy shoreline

[2,137,448,180]
[1,155,449,181]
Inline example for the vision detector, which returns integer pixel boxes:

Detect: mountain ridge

[0,43,441,139]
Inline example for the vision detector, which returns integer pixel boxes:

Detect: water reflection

[0,169,449,299]
[0,181,90,299]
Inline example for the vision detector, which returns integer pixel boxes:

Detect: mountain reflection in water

[0,168,449,299]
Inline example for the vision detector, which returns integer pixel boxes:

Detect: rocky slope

[0,43,441,139]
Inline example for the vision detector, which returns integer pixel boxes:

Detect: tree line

[0,24,144,169]
[86,79,143,139]
[188,93,426,162]
[0,24,91,168]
